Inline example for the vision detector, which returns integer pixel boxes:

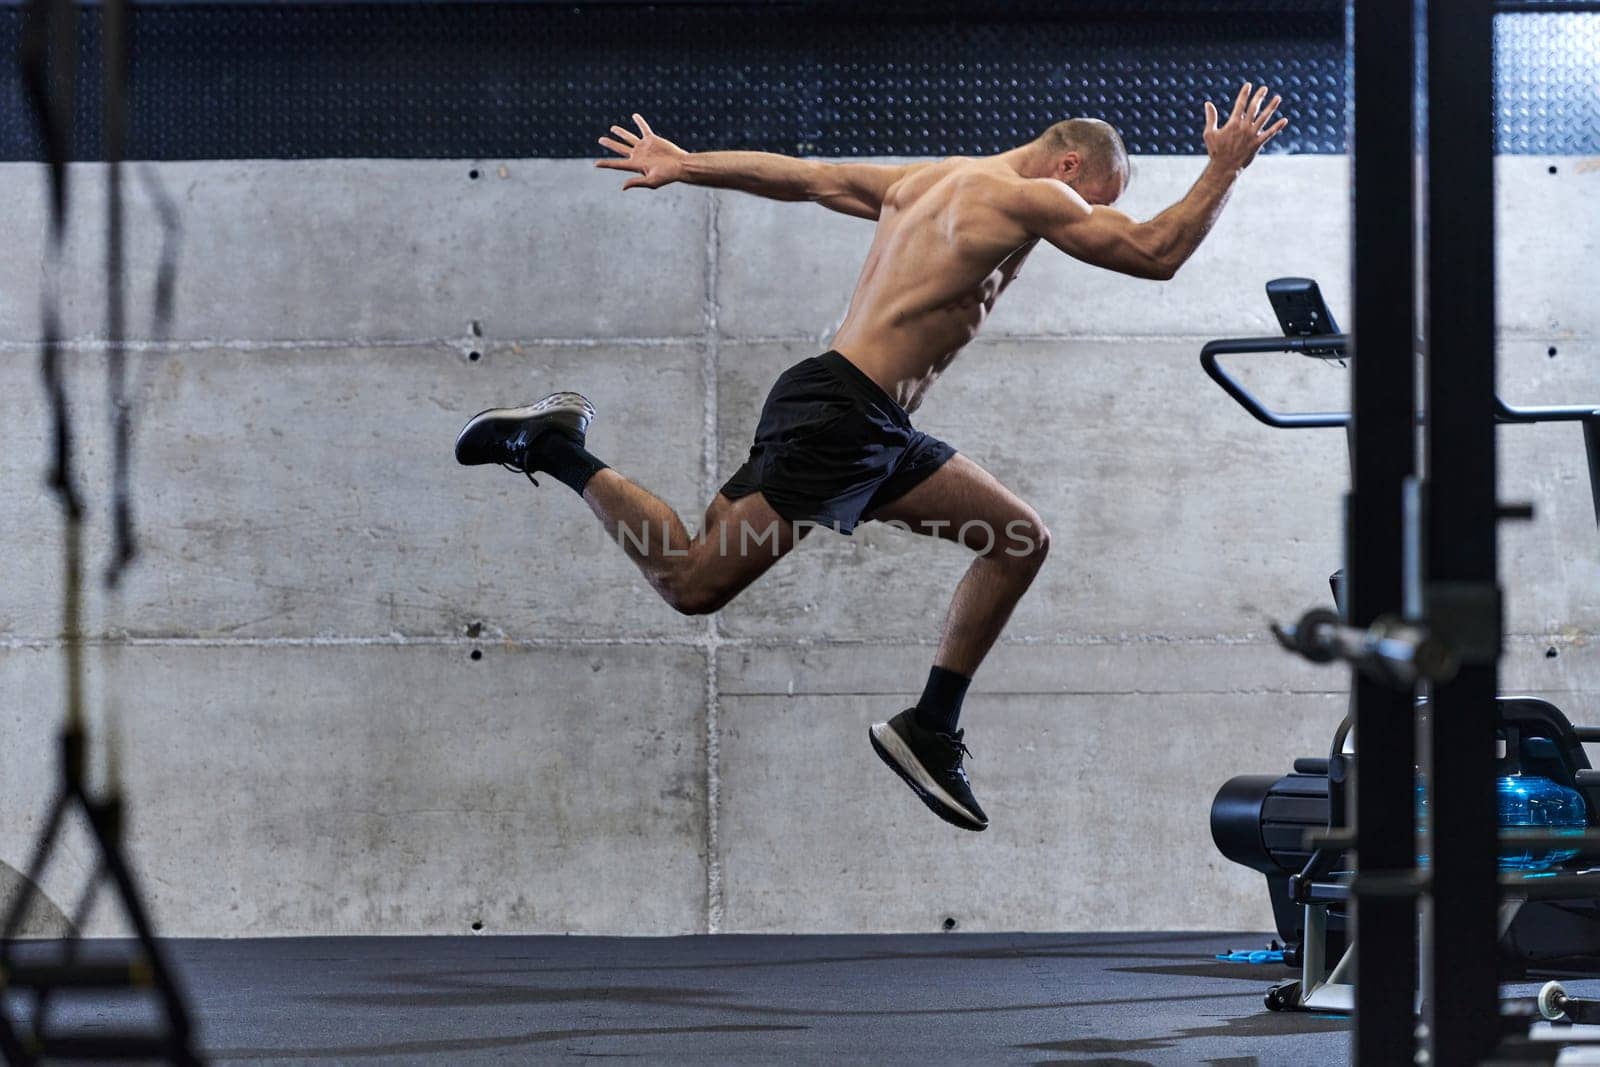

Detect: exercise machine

[1203,278,1600,1014]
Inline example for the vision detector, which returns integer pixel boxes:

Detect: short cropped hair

[1036,118,1129,182]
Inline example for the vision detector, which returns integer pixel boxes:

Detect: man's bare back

[598,84,1285,410]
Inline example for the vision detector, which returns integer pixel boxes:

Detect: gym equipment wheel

[1538,980,1568,1022]
[1265,980,1301,1012]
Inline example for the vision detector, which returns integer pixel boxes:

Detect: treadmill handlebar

[1201,334,1600,527]
[1200,336,1351,429]
[1199,336,1600,429]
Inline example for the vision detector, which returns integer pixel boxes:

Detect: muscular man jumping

[455,83,1287,831]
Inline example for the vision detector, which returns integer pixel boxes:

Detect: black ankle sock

[914,665,971,735]
[530,432,609,494]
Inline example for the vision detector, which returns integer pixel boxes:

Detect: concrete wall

[0,156,1595,937]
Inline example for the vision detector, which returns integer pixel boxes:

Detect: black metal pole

[1348,1,1419,1061]
[1423,0,1502,1060]
[1584,416,1600,528]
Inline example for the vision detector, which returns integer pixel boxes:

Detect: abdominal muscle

[831,295,988,413]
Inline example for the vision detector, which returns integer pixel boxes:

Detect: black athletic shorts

[720,350,957,534]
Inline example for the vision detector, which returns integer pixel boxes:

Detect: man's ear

[1057,151,1082,181]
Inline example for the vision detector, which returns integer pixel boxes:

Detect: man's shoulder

[1012,177,1091,221]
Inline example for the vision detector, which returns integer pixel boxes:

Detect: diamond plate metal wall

[1496,12,1600,155]
[0,3,1591,160]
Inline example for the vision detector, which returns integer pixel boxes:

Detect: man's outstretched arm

[596,114,912,220]
[1026,83,1287,281]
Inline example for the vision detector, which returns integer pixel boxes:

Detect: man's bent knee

[667,590,722,616]
[657,554,740,616]
[1000,515,1051,566]
[656,511,793,616]
[660,573,724,616]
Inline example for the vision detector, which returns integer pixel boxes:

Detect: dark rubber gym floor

[11,931,1369,1065]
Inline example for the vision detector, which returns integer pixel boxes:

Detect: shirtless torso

[830,158,1060,411]
[598,83,1284,411]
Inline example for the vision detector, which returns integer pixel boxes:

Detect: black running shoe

[869,709,988,831]
[454,392,595,482]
